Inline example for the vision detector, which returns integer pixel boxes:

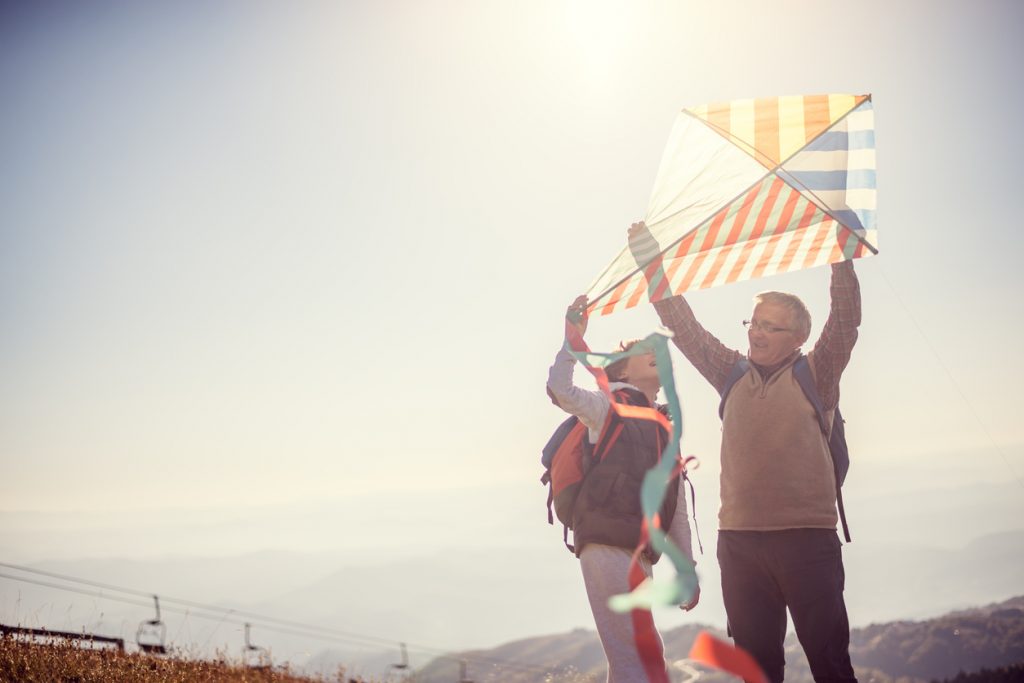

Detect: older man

[636,221,861,683]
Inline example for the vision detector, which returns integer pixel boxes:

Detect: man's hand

[627,220,662,269]
[628,220,646,238]
[566,295,589,337]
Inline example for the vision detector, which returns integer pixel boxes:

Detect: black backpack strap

[590,388,636,461]
[544,480,554,525]
[792,356,829,434]
[682,471,703,555]
[835,484,851,543]
[792,356,852,543]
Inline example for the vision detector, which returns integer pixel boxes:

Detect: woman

[546,294,699,682]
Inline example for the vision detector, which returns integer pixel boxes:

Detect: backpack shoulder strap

[790,356,850,483]
[717,359,750,420]
[792,356,829,435]
[793,355,852,543]
[590,388,632,461]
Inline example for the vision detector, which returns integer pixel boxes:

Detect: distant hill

[935,661,1024,683]
[413,596,1024,683]
[843,596,1024,683]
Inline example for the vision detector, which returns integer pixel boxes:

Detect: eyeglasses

[743,319,792,334]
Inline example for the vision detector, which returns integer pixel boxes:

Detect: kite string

[877,266,1024,488]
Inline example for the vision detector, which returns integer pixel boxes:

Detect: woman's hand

[566,295,589,336]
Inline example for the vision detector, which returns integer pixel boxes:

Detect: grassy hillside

[0,635,374,683]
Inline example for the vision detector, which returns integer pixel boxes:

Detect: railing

[0,623,125,652]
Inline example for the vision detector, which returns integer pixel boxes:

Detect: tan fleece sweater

[719,356,838,531]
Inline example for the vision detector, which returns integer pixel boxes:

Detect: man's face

[747,302,802,367]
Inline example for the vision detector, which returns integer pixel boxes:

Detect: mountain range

[410,596,1024,683]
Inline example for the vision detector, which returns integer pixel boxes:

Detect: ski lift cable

[0,572,164,613]
[0,570,557,676]
[0,571,397,652]
[0,562,414,645]
[0,569,565,676]
[0,566,561,674]
[0,573,436,655]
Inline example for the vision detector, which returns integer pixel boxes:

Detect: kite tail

[688,631,768,683]
[629,519,669,683]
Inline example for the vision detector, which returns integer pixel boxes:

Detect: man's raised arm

[654,296,740,394]
[627,221,741,393]
[808,260,862,411]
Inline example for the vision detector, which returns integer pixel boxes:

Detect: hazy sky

[2,0,1024,652]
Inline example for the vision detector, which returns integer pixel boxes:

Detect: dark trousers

[718,529,857,683]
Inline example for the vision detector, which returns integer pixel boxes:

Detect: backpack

[540,389,632,551]
[718,355,852,542]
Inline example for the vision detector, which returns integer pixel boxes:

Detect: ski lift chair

[388,643,410,679]
[243,623,270,670]
[136,595,168,655]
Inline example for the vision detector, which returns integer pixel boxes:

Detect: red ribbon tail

[688,631,769,683]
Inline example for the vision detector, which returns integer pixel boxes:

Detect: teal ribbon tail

[642,337,700,608]
[567,331,700,612]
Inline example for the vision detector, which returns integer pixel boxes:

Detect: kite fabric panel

[586,94,878,317]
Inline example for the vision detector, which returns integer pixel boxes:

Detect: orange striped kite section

[687,94,868,168]
[592,177,851,315]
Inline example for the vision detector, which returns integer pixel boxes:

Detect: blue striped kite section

[778,99,876,232]
[807,129,875,151]
[782,169,876,191]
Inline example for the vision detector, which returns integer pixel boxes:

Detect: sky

[2,0,1024,660]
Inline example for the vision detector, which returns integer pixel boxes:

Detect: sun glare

[563,0,633,86]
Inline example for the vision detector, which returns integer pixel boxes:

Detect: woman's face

[621,351,659,386]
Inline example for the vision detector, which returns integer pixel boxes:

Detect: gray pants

[580,543,664,683]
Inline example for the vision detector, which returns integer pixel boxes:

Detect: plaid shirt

[653,260,861,410]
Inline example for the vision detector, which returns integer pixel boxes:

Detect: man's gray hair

[754,291,811,342]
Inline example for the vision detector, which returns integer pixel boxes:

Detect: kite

[586,94,878,314]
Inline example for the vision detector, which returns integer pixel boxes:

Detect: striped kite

[586,94,878,314]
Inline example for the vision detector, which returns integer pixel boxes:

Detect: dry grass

[0,634,381,683]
